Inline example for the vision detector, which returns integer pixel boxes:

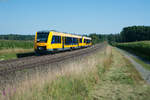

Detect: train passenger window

[79,38,82,43]
[65,37,72,45]
[89,40,91,43]
[84,39,87,43]
[87,40,91,43]
[72,38,78,45]
[51,35,61,43]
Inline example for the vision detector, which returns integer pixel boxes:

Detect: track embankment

[0,43,106,87]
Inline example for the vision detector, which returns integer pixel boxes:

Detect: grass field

[0,40,34,60]
[0,40,33,50]
[114,41,150,61]
[1,46,150,100]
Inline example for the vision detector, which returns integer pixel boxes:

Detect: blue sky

[0,0,150,35]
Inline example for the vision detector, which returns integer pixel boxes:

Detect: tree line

[120,26,150,42]
[89,26,150,44]
[0,34,35,41]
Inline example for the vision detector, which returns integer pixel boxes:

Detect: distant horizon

[1,25,150,36]
[0,0,150,35]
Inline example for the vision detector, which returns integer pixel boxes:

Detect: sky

[0,0,150,35]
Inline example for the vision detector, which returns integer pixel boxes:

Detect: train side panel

[51,32,62,50]
[78,38,83,47]
[82,37,86,47]
[34,32,37,51]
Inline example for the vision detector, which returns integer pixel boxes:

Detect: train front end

[34,31,50,53]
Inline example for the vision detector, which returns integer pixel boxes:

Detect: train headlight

[38,47,43,50]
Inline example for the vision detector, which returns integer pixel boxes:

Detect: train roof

[51,31,82,38]
[37,30,91,39]
[83,36,92,40]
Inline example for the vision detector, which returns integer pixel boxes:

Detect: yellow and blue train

[34,30,92,53]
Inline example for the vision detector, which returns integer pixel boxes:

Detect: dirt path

[116,48,150,83]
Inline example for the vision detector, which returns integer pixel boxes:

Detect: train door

[78,38,80,47]
[62,37,65,49]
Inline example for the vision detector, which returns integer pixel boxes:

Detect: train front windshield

[37,32,49,43]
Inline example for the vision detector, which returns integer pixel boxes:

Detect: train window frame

[51,35,61,44]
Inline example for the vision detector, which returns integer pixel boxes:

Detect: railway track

[0,43,106,76]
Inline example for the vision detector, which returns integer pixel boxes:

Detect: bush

[115,41,150,60]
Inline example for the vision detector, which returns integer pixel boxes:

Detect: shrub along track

[0,43,106,86]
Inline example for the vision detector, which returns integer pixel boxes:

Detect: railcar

[34,30,92,53]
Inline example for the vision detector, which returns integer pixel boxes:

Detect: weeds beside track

[0,43,106,87]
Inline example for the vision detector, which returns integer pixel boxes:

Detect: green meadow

[0,40,34,60]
